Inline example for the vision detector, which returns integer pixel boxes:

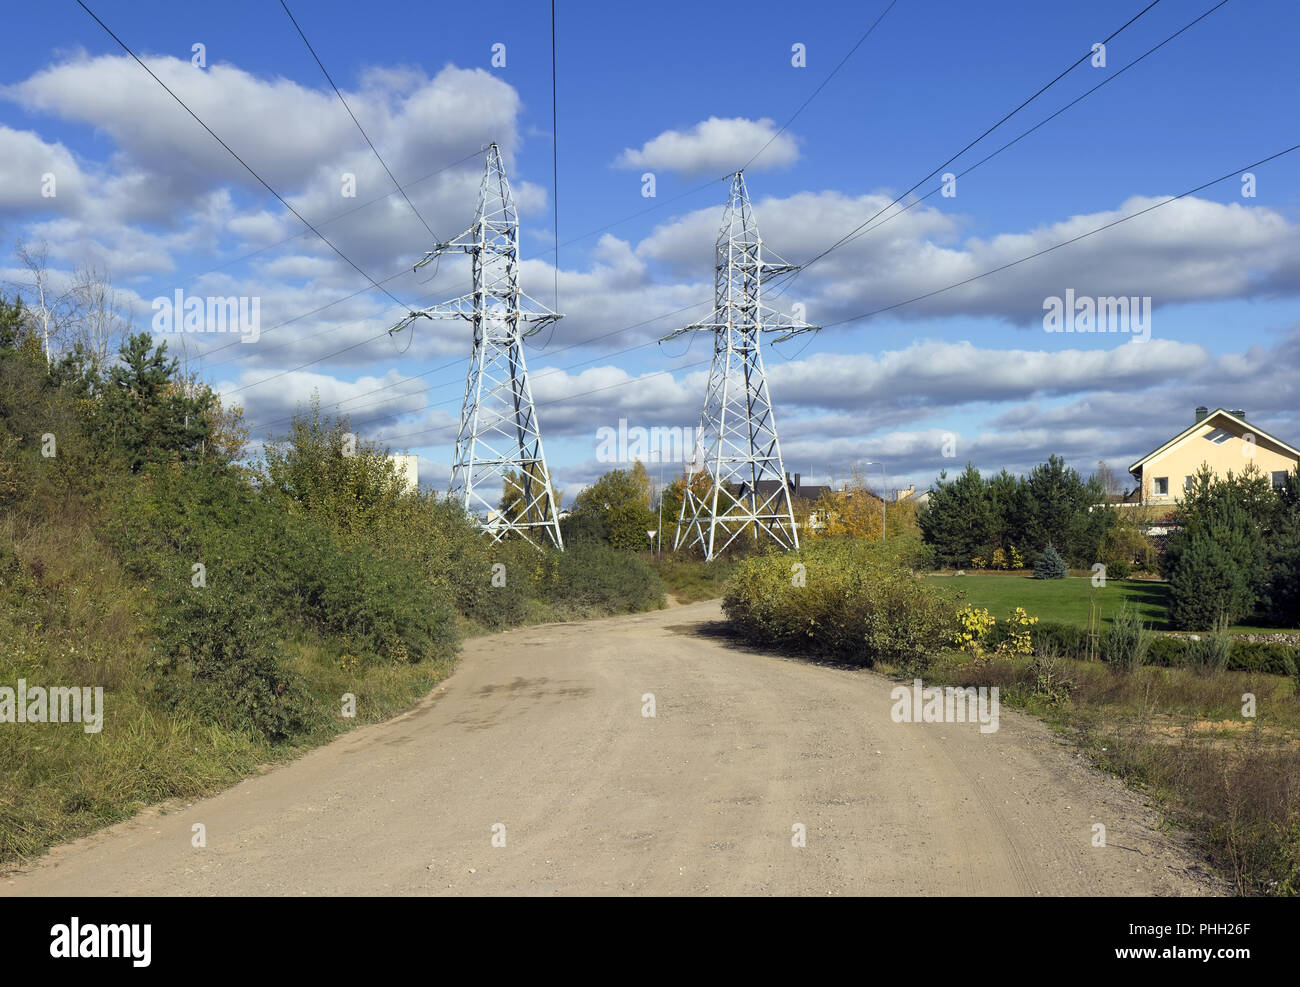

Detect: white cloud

[616,116,798,175]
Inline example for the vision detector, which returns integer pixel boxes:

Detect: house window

[1274,471,1290,491]
[1153,477,1169,496]
[1184,475,1194,492]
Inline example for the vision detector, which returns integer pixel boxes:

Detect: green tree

[1163,467,1267,629]
[919,464,993,566]
[1022,455,1111,564]
[1033,543,1067,579]
[260,394,410,542]
[96,332,211,472]
[1260,465,1300,627]
[499,460,562,527]
[571,467,655,550]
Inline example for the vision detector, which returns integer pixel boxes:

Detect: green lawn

[926,573,1293,633]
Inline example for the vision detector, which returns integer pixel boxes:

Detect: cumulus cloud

[616,116,798,175]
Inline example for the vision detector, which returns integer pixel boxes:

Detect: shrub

[1028,647,1074,704]
[152,572,311,741]
[1031,621,1091,659]
[1185,623,1232,676]
[723,542,956,672]
[1106,559,1132,579]
[954,605,996,658]
[1033,543,1067,580]
[547,541,664,613]
[1145,635,1188,667]
[1102,603,1151,672]
[1229,642,1298,677]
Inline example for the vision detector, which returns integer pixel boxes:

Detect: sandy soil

[2,601,1221,896]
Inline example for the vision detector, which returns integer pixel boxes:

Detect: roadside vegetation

[719,530,1299,895]
[0,293,662,866]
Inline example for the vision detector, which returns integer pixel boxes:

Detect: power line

[788,0,1167,280]
[819,140,1300,328]
[74,0,414,313]
[246,298,714,433]
[532,0,562,351]
[357,141,1300,446]
[279,0,439,241]
[766,0,1233,300]
[740,0,899,172]
[202,0,1170,394]
[169,151,482,359]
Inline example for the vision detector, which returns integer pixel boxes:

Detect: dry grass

[927,650,1300,895]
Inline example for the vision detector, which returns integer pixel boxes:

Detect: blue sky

[2,0,1298,499]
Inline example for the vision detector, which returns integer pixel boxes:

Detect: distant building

[737,472,881,532]
[1127,407,1298,507]
[388,454,419,495]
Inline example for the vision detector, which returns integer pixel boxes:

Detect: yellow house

[1128,407,1299,507]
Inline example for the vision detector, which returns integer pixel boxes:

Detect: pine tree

[1033,543,1067,579]
[97,333,211,472]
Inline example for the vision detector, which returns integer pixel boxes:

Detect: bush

[1145,636,1188,667]
[1185,625,1232,676]
[1102,603,1151,672]
[1229,642,1298,677]
[1033,543,1067,580]
[152,572,311,741]
[1032,621,1092,660]
[723,542,956,671]
[546,541,664,613]
[1106,559,1132,579]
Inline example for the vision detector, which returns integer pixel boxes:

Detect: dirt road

[3,602,1218,896]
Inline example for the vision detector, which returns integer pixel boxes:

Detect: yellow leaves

[953,605,1038,659]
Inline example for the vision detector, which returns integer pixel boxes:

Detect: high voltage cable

[786,0,1167,282]
[268,0,902,404]
[353,141,1300,448]
[97,0,1210,442]
[175,151,482,362]
[279,0,440,241]
[819,141,1299,328]
[246,299,714,433]
[74,0,414,313]
[740,0,899,172]
[226,0,1183,417]
[765,0,1233,302]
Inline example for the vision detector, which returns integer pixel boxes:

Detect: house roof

[742,478,880,503]
[1127,408,1300,476]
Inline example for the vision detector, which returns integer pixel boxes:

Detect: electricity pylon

[391,143,563,549]
[661,171,817,560]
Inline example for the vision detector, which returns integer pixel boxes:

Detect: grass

[648,554,738,604]
[0,510,652,868]
[919,649,1300,895]
[927,573,1297,634]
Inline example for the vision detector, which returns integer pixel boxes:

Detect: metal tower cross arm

[663,170,819,561]
[389,143,565,550]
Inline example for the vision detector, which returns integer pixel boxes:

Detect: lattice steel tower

[661,171,817,560]
[391,143,563,549]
